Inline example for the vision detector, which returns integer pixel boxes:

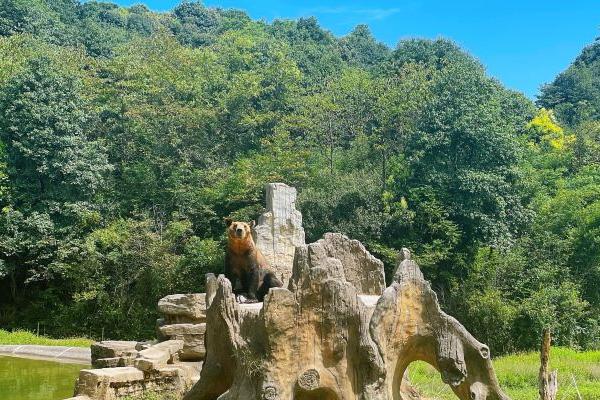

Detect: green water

[0,355,88,400]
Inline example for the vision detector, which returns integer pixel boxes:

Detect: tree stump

[539,329,558,400]
[185,237,510,400]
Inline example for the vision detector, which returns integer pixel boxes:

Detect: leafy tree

[0,0,75,45]
[0,0,596,352]
[62,218,221,339]
[340,24,389,68]
[0,56,110,328]
[385,61,532,283]
[0,56,110,210]
[170,1,221,47]
[389,38,483,73]
[270,17,344,87]
[538,39,600,127]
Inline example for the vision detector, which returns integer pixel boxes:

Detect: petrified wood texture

[185,240,509,400]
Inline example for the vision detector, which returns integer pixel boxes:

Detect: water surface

[0,355,87,400]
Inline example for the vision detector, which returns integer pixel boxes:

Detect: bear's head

[225,218,255,241]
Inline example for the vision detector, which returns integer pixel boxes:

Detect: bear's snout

[236,228,244,237]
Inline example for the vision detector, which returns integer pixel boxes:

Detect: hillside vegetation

[0,1,598,354]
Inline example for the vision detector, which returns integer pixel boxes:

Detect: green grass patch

[408,347,600,400]
[0,329,92,348]
[121,392,177,400]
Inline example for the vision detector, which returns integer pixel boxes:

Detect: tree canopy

[0,0,597,353]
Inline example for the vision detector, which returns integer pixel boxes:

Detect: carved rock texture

[254,183,305,287]
[185,239,510,400]
[306,232,386,295]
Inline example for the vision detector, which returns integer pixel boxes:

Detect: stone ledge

[0,345,91,364]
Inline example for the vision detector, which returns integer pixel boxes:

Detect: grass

[2,328,596,399]
[408,347,600,400]
[0,329,93,348]
[122,392,177,400]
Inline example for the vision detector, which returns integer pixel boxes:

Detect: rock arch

[294,387,340,400]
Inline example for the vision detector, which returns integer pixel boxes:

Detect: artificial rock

[184,239,509,400]
[254,183,305,287]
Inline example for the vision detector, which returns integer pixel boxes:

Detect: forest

[0,0,598,356]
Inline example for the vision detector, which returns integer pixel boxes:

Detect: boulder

[158,323,207,361]
[91,341,137,360]
[91,341,138,369]
[73,362,201,400]
[254,183,305,286]
[307,232,386,295]
[75,367,144,400]
[134,339,184,372]
[158,294,207,324]
[93,357,124,369]
[158,323,205,336]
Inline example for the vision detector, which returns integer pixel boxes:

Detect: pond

[0,355,88,400]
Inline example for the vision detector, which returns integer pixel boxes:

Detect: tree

[270,17,344,87]
[0,56,111,315]
[339,24,389,68]
[0,56,110,210]
[538,39,600,127]
[0,57,110,209]
[389,38,483,73]
[0,0,75,45]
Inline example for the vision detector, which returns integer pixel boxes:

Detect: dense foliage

[0,0,598,354]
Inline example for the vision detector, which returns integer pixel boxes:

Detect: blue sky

[112,0,600,99]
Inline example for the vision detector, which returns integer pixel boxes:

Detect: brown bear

[224,218,283,303]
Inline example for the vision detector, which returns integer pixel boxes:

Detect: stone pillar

[254,183,305,286]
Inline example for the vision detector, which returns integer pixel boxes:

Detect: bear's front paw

[236,294,248,303]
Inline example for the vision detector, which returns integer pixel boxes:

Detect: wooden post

[539,328,558,400]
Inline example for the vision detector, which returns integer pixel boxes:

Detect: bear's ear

[224,217,233,227]
[250,220,256,228]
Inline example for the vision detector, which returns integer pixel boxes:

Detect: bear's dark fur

[224,218,283,303]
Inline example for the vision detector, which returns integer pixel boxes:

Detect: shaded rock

[92,357,120,368]
[135,340,157,352]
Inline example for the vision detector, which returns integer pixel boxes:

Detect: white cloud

[305,6,402,21]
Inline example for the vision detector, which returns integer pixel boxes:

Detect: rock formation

[184,236,510,400]
[69,294,208,400]
[254,183,305,287]
[157,293,208,360]
[67,183,510,400]
[308,232,386,295]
